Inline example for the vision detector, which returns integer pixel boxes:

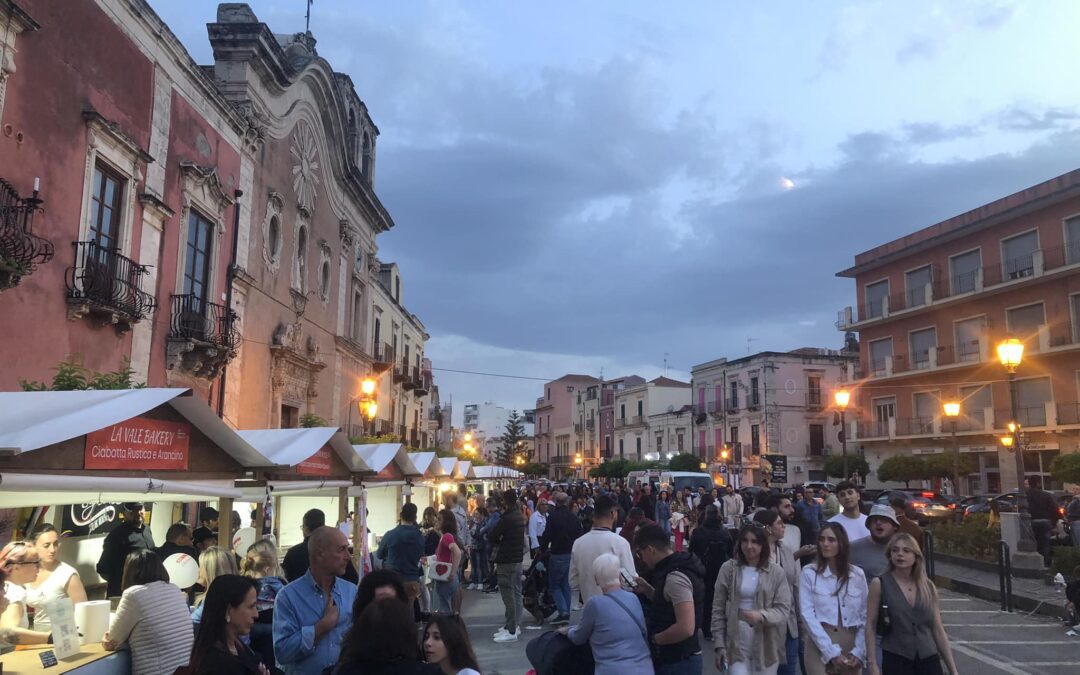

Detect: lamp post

[834,389,851,480]
[574,452,583,479]
[943,401,960,494]
[719,445,731,487]
[997,338,1037,555]
[347,377,379,437]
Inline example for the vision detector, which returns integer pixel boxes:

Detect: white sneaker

[493,628,509,638]
[494,629,520,643]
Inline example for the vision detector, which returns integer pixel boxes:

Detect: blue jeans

[434,575,458,614]
[777,629,799,675]
[470,547,486,586]
[548,553,572,616]
[655,653,703,675]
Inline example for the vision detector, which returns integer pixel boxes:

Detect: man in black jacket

[1026,476,1059,567]
[540,492,581,625]
[282,508,360,583]
[154,522,199,561]
[96,502,155,597]
[489,488,527,643]
[634,523,705,673]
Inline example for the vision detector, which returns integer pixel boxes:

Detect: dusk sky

[159,1,1080,422]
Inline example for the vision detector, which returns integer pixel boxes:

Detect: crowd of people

[0,478,970,675]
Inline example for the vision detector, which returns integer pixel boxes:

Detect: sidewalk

[933,558,1069,620]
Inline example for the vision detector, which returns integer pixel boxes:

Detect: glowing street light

[362,400,378,420]
[360,377,377,396]
[1000,434,1015,448]
[834,388,851,479]
[463,432,473,443]
[943,402,960,418]
[996,338,1024,372]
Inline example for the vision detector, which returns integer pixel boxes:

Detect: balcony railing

[1058,402,1080,426]
[408,430,419,448]
[726,399,739,414]
[747,395,761,411]
[894,416,936,436]
[994,406,1049,428]
[373,342,394,364]
[396,357,413,387]
[586,419,595,431]
[807,443,830,457]
[574,423,583,433]
[806,391,823,409]
[169,293,239,350]
[857,419,891,439]
[629,415,646,427]
[0,178,53,290]
[66,240,155,326]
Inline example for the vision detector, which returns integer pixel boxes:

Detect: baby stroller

[522,552,557,624]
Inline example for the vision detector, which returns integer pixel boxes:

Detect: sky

[157,1,1080,423]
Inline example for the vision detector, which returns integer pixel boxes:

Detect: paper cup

[232,527,256,554]
[162,552,199,589]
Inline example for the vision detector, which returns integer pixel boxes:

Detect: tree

[877,455,929,488]
[300,413,328,428]
[823,454,870,481]
[668,453,702,472]
[350,432,402,445]
[520,462,548,477]
[1050,453,1080,484]
[925,451,976,489]
[21,356,143,391]
[496,410,529,467]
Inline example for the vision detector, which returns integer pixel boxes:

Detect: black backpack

[525,630,595,675]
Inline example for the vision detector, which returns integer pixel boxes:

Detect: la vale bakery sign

[84,416,190,471]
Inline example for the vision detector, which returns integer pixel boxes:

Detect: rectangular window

[807,376,822,407]
[635,437,642,455]
[869,338,892,374]
[88,163,124,250]
[864,279,889,319]
[873,397,896,437]
[280,404,299,429]
[656,436,663,453]
[729,381,738,410]
[750,424,760,455]
[1016,377,1052,426]
[905,265,932,307]
[750,377,760,407]
[637,400,643,417]
[373,317,381,356]
[1067,216,1080,264]
[1072,295,1080,343]
[909,327,937,370]
[809,424,825,456]
[351,292,363,340]
[619,438,624,457]
[620,404,626,419]
[1002,230,1039,280]
[183,210,214,307]
[1006,302,1046,353]
[955,316,985,362]
[677,434,684,451]
[912,392,937,433]
[730,426,739,444]
[959,384,991,429]
[950,249,981,294]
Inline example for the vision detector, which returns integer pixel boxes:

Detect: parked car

[802,481,836,493]
[874,489,955,525]
[960,495,992,520]
[974,490,1070,520]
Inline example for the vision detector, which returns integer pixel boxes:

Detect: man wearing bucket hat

[96,502,155,597]
[849,504,901,581]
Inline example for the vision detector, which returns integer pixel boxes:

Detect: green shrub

[1051,545,1080,580]
[930,515,1001,563]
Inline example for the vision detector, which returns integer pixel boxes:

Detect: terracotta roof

[649,376,691,388]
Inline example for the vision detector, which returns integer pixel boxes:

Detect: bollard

[997,540,1013,612]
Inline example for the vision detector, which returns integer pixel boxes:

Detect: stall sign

[762,454,788,483]
[84,416,190,470]
[296,447,332,476]
[62,503,120,537]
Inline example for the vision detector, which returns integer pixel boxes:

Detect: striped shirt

[108,581,193,675]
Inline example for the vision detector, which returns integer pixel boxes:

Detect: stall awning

[438,457,458,479]
[354,443,419,478]
[0,473,242,509]
[235,428,371,473]
[407,451,444,479]
[0,389,273,468]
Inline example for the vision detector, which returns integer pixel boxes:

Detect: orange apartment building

[836,169,1080,494]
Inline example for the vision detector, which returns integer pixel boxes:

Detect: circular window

[268,215,281,259]
[320,260,331,299]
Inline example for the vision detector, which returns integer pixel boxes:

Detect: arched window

[361,132,373,182]
[293,224,308,291]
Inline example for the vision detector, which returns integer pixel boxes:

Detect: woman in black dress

[188,574,269,674]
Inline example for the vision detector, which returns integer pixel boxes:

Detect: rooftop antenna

[305,0,313,34]
[663,352,669,377]
[746,337,757,354]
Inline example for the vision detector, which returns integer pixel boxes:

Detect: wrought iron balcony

[395,356,412,386]
[66,240,155,331]
[166,293,240,378]
[413,367,430,397]
[373,342,394,366]
[0,178,53,291]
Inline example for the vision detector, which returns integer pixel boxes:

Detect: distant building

[534,374,601,478]
[612,377,693,462]
[836,168,1080,492]
[691,349,854,487]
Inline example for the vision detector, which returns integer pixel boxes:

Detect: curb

[934,573,1067,620]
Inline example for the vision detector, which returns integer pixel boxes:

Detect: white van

[626,470,661,489]
[659,471,715,494]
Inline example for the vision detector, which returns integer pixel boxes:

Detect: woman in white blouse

[26,525,87,632]
[0,541,51,644]
[798,522,867,675]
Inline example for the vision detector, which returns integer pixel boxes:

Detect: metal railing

[998,540,1013,612]
[0,178,53,284]
[806,391,823,408]
[895,416,935,436]
[993,406,1048,428]
[373,342,394,364]
[66,240,155,321]
[169,293,239,350]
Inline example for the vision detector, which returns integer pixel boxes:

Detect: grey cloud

[896,34,940,63]
[997,105,1080,132]
[902,122,980,144]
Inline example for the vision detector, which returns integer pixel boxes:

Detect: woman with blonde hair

[191,546,239,630]
[865,533,959,675]
[241,540,283,673]
[0,541,51,644]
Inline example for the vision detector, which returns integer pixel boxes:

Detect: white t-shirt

[457,669,481,675]
[24,562,79,629]
[3,581,28,628]
[828,511,870,543]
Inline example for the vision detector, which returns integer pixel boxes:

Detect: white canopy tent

[350,444,421,559]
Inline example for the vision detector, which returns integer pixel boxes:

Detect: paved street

[462,585,1080,674]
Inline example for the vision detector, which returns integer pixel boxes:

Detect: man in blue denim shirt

[273,527,358,675]
[376,502,425,607]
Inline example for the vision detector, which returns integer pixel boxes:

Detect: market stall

[350,444,420,559]
[405,451,446,510]
[233,427,370,551]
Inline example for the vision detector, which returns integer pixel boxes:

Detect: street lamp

[943,401,960,494]
[347,377,379,437]
[834,389,851,479]
[997,337,1037,556]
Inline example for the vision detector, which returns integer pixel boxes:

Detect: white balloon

[162,552,199,589]
[232,527,257,554]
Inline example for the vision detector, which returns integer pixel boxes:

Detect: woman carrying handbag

[865,533,959,675]
[429,510,463,615]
